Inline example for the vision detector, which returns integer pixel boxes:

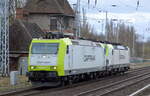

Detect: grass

[0,75,31,92]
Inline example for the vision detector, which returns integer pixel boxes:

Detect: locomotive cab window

[31,43,59,54]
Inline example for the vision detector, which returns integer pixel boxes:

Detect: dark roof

[24,0,75,17]
[10,20,45,53]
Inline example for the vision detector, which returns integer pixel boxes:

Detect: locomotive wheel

[61,80,66,86]
[69,80,73,85]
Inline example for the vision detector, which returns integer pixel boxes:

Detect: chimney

[16,8,28,20]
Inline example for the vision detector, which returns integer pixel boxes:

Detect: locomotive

[27,38,130,86]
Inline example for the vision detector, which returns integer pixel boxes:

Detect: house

[9,0,75,74]
[9,19,45,74]
[21,0,75,36]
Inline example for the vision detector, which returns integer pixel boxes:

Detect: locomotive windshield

[31,43,59,54]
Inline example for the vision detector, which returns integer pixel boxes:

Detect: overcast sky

[68,0,150,40]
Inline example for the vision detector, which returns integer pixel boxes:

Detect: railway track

[76,71,150,96]
[0,66,150,96]
[0,86,42,96]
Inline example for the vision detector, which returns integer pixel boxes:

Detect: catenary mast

[0,0,11,76]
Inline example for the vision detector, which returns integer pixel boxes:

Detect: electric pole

[0,0,10,76]
[73,0,81,39]
[105,11,108,41]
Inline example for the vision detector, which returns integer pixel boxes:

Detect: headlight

[53,66,57,70]
[51,66,57,70]
[31,66,35,69]
[42,55,46,58]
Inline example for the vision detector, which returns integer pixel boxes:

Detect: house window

[63,17,69,29]
[50,17,58,31]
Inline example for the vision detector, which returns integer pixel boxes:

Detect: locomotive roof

[78,38,123,45]
[71,39,124,46]
[32,38,127,48]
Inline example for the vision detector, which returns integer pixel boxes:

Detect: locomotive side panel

[119,50,130,64]
[113,50,120,65]
[64,45,105,75]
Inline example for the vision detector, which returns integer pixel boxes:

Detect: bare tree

[15,0,27,8]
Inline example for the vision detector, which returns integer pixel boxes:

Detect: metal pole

[116,22,120,43]
[78,0,81,38]
[142,34,145,58]
[132,31,135,57]
[73,0,80,39]
[73,0,81,39]
[101,19,104,34]
[105,11,108,41]
[0,0,10,76]
[142,28,147,58]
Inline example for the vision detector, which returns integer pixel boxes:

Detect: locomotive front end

[27,39,67,86]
